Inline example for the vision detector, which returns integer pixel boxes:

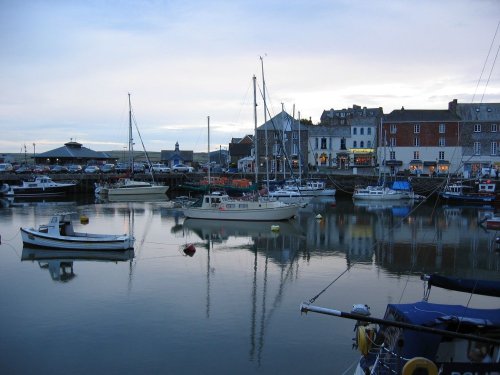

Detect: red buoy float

[183,243,196,257]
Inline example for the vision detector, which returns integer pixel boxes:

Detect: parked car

[151,163,171,173]
[33,165,51,174]
[84,165,100,174]
[68,164,83,173]
[100,163,116,173]
[15,165,33,174]
[172,164,194,173]
[115,163,129,173]
[50,165,69,174]
[133,163,145,173]
[0,163,14,173]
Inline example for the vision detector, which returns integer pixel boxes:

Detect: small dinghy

[20,213,135,250]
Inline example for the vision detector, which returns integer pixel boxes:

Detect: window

[360,141,364,148]
[439,137,446,147]
[293,131,298,139]
[474,142,481,155]
[360,128,364,135]
[389,151,395,160]
[414,124,420,133]
[292,143,298,155]
[390,138,396,147]
[439,123,446,133]
[390,124,397,134]
[321,138,327,149]
[353,141,357,148]
[340,138,346,150]
[367,128,371,135]
[492,124,498,132]
[439,151,445,160]
[414,137,420,147]
[352,127,357,135]
[474,124,481,132]
[274,131,279,139]
[413,151,420,159]
[491,141,498,155]
[367,140,372,148]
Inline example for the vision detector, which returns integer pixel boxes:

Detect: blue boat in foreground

[301,274,500,374]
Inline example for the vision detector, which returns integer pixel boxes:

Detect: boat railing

[369,344,410,374]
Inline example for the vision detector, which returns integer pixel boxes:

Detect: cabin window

[238,204,248,209]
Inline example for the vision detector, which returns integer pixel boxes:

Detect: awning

[409,159,423,165]
[384,160,403,166]
[423,161,436,166]
[437,160,450,165]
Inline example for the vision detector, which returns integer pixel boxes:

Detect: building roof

[384,109,460,122]
[160,150,194,162]
[36,141,111,159]
[257,111,305,131]
[308,124,351,137]
[450,101,500,121]
[321,105,383,121]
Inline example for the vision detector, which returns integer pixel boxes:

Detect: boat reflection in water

[96,193,173,204]
[21,246,135,282]
[182,218,304,243]
[352,198,415,216]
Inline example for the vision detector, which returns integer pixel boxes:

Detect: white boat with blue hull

[1,175,76,197]
[301,274,500,375]
[20,213,135,250]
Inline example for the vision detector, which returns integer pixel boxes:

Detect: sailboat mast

[207,116,211,186]
[260,56,270,191]
[298,111,302,181]
[128,93,134,175]
[253,75,258,184]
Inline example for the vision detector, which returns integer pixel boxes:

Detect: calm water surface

[0,195,498,374]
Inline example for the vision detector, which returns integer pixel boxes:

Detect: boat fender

[80,215,89,224]
[402,357,437,375]
[355,324,376,356]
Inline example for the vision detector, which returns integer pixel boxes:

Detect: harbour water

[0,195,498,374]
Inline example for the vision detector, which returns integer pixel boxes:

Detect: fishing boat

[300,273,500,374]
[95,93,168,198]
[1,175,76,197]
[20,213,135,250]
[183,191,299,221]
[439,180,497,204]
[267,188,312,205]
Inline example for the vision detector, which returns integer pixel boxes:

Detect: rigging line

[472,20,500,103]
[480,41,500,104]
[308,266,351,304]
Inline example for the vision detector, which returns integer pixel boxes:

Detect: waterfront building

[35,140,112,165]
[228,135,253,167]
[381,108,462,176]
[160,142,194,168]
[448,99,500,177]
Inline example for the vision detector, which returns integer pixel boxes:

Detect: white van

[0,163,13,173]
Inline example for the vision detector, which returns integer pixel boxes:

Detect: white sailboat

[96,94,168,198]
[352,126,407,201]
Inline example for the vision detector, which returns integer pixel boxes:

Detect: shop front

[423,161,436,176]
[336,152,350,170]
[409,159,423,175]
[351,148,374,168]
[437,160,450,175]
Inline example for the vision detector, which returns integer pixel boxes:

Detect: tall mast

[128,93,134,175]
[298,111,302,181]
[253,75,258,184]
[260,56,270,191]
[207,116,211,186]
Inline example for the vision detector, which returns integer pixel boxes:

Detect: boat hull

[184,204,298,221]
[107,185,169,196]
[20,228,134,250]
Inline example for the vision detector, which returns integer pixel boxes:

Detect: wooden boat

[20,213,135,250]
[300,274,500,374]
[1,175,76,197]
[183,191,300,221]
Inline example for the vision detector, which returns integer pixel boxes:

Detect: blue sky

[1,0,499,154]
